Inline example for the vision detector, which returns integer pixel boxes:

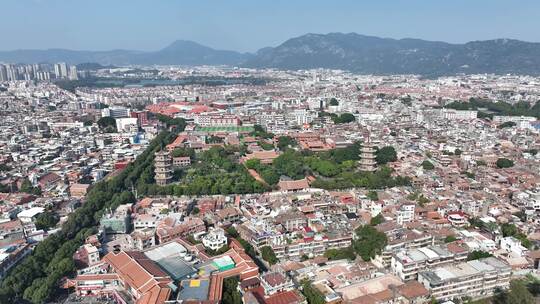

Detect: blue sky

[2,0,539,52]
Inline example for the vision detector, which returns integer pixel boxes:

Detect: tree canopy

[96,116,117,133]
[496,158,514,168]
[375,146,397,165]
[260,246,279,265]
[353,225,387,261]
[421,160,435,170]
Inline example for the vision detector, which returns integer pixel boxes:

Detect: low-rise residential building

[418,257,511,302]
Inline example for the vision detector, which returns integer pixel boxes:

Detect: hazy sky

[3,0,539,52]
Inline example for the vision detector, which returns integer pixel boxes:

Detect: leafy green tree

[277,136,297,151]
[332,113,355,124]
[421,160,435,170]
[496,158,514,168]
[353,225,387,261]
[260,168,280,186]
[244,159,262,170]
[171,147,195,159]
[301,280,326,304]
[20,179,42,196]
[370,214,384,226]
[367,190,378,201]
[505,280,535,304]
[222,276,242,304]
[375,146,397,164]
[310,159,340,177]
[226,226,239,238]
[250,125,274,139]
[498,121,517,129]
[260,246,279,265]
[154,114,187,130]
[35,212,59,231]
[97,116,117,132]
[444,235,457,243]
[501,223,518,237]
[323,247,356,261]
[467,250,493,261]
[273,150,305,179]
[329,98,339,106]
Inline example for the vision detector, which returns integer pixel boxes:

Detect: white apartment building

[116,117,138,132]
[285,109,316,126]
[438,109,478,120]
[101,107,130,118]
[397,204,415,225]
[418,257,511,302]
[133,214,160,230]
[493,115,536,129]
[271,234,352,260]
[202,227,228,251]
[391,245,467,281]
[500,236,529,257]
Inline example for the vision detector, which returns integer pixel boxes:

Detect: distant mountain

[0,40,250,66]
[245,33,540,76]
[130,40,251,66]
[2,33,540,75]
[76,62,117,70]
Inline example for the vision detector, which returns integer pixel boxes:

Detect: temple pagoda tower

[154,150,172,186]
[359,137,377,172]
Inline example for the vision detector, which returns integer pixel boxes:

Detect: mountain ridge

[1,33,540,76]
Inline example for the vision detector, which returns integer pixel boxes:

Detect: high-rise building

[54,64,61,78]
[154,150,172,186]
[0,65,7,82]
[60,62,68,78]
[68,65,78,80]
[54,62,68,78]
[6,65,18,81]
[359,138,377,172]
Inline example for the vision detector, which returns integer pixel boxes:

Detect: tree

[244,159,262,171]
[367,190,378,201]
[332,113,355,124]
[171,147,195,159]
[277,136,296,151]
[226,226,239,238]
[300,280,326,304]
[421,160,435,170]
[35,212,59,231]
[311,159,340,177]
[444,235,457,243]
[417,195,429,207]
[505,280,535,304]
[329,98,339,106]
[496,158,514,168]
[467,250,493,261]
[324,247,356,261]
[19,179,41,195]
[375,146,397,165]
[97,116,117,132]
[501,223,518,237]
[370,214,384,226]
[353,225,387,261]
[222,276,242,304]
[260,246,278,265]
[498,121,517,129]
